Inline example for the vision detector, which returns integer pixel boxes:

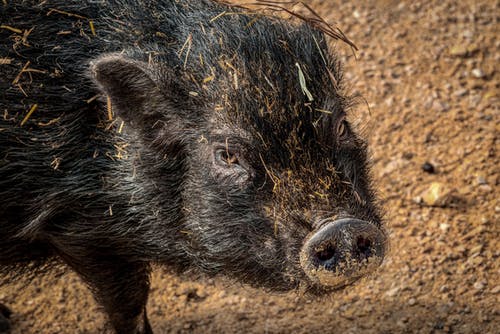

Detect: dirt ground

[1,0,498,333]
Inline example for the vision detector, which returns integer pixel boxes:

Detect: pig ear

[90,55,165,125]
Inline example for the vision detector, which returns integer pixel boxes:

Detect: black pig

[0,1,387,333]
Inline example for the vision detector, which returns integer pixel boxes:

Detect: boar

[0,1,387,333]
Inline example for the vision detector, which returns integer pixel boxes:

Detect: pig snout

[299,218,387,288]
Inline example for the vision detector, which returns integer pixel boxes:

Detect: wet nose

[300,218,386,288]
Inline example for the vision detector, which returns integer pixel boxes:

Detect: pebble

[469,244,483,255]
[432,99,451,112]
[439,223,450,232]
[396,320,406,327]
[478,184,492,193]
[453,88,469,97]
[476,176,487,185]
[471,68,485,78]
[449,45,468,57]
[385,286,400,297]
[420,182,452,207]
[341,308,356,320]
[465,226,486,238]
[462,29,474,39]
[484,90,497,100]
[422,161,435,173]
[481,114,493,121]
[473,280,486,290]
[402,151,414,160]
[408,298,417,306]
[380,158,407,177]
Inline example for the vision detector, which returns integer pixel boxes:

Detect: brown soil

[1,0,498,333]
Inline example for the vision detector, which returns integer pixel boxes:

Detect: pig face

[91,19,387,292]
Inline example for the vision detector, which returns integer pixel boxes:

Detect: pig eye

[336,117,349,140]
[215,149,240,166]
[213,147,253,185]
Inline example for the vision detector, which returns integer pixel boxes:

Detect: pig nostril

[300,219,386,287]
[316,244,336,262]
[355,236,372,260]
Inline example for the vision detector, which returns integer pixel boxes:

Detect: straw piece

[20,104,38,126]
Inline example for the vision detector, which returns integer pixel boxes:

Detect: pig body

[0,1,386,333]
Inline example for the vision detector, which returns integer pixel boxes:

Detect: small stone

[482,114,493,121]
[402,152,414,160]
[477,176,487,185]
[450,45,468,57]
[453,88,469,97]
[396,320,406,327]
[385,96,394,107]
[342,307,356,320]
[413,196,423,204]
[380,158,407,177]
[471,68,485,78]
[473,280,486,290]
[422,162,435,173]
[462,29,474,39]
[432,99,450,112]
[469,93,483,105]
[469,244,483,255]
[480,315,490,322]
[433,320,445,330]
[484,90,497,100]
[466,226,486,238]
[408,298,417,306]
[385,286,400,297]
[439,285,449,293]
[470,256,484,266]
[439,223,450,232]
[478,184,492,193]
[421,182,452,207]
